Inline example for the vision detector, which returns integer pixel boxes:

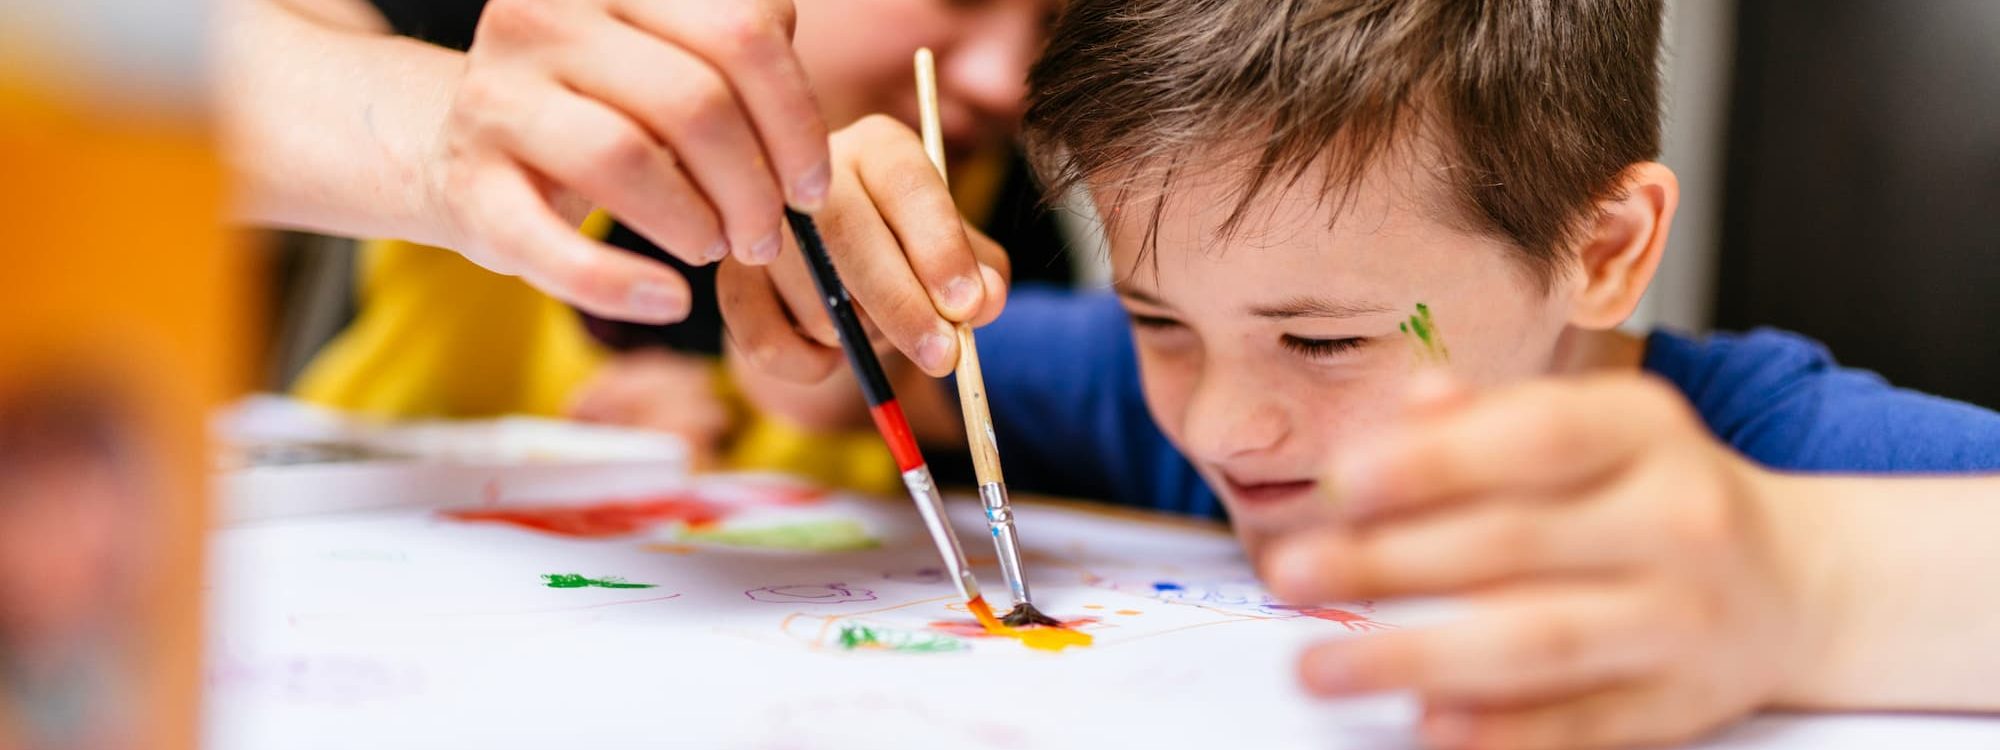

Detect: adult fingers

[616,0,830,211]
[493,78,727,266]
[554,16,785,265]
[454,162,690,323]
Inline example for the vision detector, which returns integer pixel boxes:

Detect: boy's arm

[1767,473,2000,711]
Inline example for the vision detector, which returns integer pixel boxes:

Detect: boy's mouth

[1218,472,1319,506]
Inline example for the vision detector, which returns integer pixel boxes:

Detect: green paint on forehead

[1402,303,1450,363]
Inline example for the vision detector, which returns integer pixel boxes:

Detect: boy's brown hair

[1023,0,1665,288]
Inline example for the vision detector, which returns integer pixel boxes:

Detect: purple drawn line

[746,583,876,604]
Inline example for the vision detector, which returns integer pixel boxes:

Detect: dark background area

[1718,0,1999,409]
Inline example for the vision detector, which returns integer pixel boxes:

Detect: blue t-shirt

[972,287,2000,519]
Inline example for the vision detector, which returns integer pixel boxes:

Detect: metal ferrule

[902,467,979,602]
[980,482,1032,608]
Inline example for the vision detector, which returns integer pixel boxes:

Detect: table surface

[204,465,2000,749]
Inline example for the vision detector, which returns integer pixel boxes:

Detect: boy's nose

[939,8,1038,128]
[1180,370,1290,462]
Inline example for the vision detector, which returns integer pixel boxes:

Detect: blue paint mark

[1152,582,1183,593]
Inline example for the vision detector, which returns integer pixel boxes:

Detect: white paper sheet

[204,471,2000,749]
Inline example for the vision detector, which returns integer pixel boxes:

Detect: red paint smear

[443,494,726,538]
[867,400,925,472]
[929,615,1100,639]
[731,482,830,507]
[1272,605,1392,632]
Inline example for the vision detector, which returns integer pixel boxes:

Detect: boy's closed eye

[1280,335,1368,359]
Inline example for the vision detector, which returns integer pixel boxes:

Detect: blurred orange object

[0,29,250,750]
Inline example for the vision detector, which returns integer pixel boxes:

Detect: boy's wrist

[1749,471,1861,708]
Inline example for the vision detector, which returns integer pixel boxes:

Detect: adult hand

[433,0,831,323]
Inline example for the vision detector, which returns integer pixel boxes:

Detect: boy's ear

[1565,162,1679,330]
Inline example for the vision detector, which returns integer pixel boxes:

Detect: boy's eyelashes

[1127,312,1183,330]
[1280,335,1368,359]
[1127,311,1370,360]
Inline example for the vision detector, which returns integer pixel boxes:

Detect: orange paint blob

[943,597,1095,652]
[1115,609,1142,616]
[1082,604,1105,610]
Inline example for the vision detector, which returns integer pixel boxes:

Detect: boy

[718,1,2000,748]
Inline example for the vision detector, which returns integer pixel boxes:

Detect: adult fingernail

[916,331,954,373]
[704,240,730,263]
[629,282,686,321]
[793,161,831,211]
[940,275,981,317]
[747,231,782,264]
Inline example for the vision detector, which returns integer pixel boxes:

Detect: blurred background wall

[1716,0,1999,409]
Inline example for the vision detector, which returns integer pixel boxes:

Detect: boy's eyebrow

[1249,296,1394,320]
[1114,284,1174,309]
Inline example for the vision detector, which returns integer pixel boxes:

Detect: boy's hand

[566,349,736,470]
[1263,374,1812,750]
[717,115,1010,383]
[433,0,829,323]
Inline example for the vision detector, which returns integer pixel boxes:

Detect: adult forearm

[216,0,462,247]
[1768,472,2000,712]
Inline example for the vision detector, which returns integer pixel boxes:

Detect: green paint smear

[1402,303,1450,363]
[837,624,966,653]
[542,573,657,589]
[680,519,879,552]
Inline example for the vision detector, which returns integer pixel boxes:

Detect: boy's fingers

[716,258,840,382]
[1332,377,1686,520]
[618,0,831,211]
[1263,497,1642,603]
[816,156,958,377]
[497,79,727,267]
[967,226,1011,327]
[848,116,988,323]
[764,231,840,347]
[1298,583,1677,705]
[1420,684,1717,750]
[464,164,690,324]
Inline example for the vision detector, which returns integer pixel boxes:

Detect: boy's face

[1100,145,1585,556]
